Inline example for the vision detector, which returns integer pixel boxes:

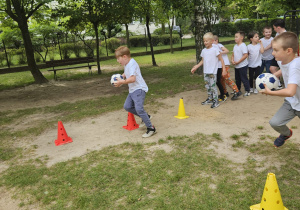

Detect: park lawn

[0,41,299,209]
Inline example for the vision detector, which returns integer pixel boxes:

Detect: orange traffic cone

[123,112,139,130]
[55,121,73,146]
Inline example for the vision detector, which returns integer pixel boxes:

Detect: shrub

[129,34,180,47]
[153,27,170,35]
[34,52,41,63]
[82,40,96,57]
[101,37,121,53]
[0,52,6,67]
[48,47,56,61]
[60,43,73,59]
[15,48,27,64]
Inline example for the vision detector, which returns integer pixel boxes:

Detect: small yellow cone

[174,98,189,119]
[250,173,288,210]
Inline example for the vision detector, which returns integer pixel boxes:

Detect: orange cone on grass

[174,97,189,119]
[123,112,139,130]
[250,173,288,210]
[55,121,73,146]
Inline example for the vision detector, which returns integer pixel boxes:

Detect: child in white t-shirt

[247,31,264,94]
[191,32,226,109]
[260,26,274,74]
[261,32,300,147]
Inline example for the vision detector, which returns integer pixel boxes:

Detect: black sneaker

[218,95,227,102]
[211,100,220,108]
[231,91,242,100]
[274,129,293,147]
[201,98,213,105]
[142,126,156,138]
[225,92,229,97]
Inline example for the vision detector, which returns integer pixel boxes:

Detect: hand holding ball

[110,74,124,87]
[256,73,279,92]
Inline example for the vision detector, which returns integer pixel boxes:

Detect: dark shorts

[271,57,279,67]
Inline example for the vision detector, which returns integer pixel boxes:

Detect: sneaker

[139,115,152,128]
[274,129,293,147]
[225,92,229,97]
[201,98,213,105]
[254,89,258,94]
[142,126,156,138]
[244,91,250,96]
[218,95,227,102]
[250,88,254,93]
[211,100,220,108]
[231,91,242,100]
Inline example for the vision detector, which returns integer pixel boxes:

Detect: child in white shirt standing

[247,31,264,94]
[191,32,226,109]
[260,26,274,74]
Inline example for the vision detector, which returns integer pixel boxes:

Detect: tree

[0,0,50,83]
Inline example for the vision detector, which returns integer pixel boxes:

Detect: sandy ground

[0,72,299,209]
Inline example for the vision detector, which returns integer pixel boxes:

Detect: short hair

[236,31,245,38]
[115,46,131,57]
[273,31,298,52]
[273,19,285,28]
[263,26,272,31]
[203,32,214,40]
[213,35,219,41]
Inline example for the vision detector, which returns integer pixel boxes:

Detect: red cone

[55,121,73,146]
[123,112,139,130]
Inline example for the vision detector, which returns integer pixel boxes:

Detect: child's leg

[124,93,138,115]
[239,65,250,92]
[260,60,265,74]
[254,66,260,85]
[248,67,255,89]
[216,68,225,98]
[265,60,272,73]
[207,74,218,102]
[204,74,212,99]
[130,89,152,128]
[234,68,241,91]
[269,100,299,136]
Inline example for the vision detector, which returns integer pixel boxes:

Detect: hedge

[129,34,180,47]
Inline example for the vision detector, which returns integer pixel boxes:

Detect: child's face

[272,40,288,62]
[203,38,213,48]
[235,33,243,44]
[213,39,218,44]
[116,55,127,66]
[251,33,260,44]
[263,29,272,38]
[273,25,280,33]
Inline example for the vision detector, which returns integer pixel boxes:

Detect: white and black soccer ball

[110,74,124,86]
[256,73,279,91]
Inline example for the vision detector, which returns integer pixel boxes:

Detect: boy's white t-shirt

[233,43,248,68]
[260,37,274,60]
[200,47,220,74]
[278,57,300,111]
[124,58,148,93]
[213,43,230,67]
[247,43,262,68]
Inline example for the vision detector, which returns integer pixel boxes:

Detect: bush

[129,34,180,47]
[60,43,73,59]
[210,22,237,37]
[15,48,27,64]
[0,52,6,67]
[153,27,170,35]
[34,52,41,63]
[101,38,121,53]
[81,40,96,57]
[48,47,56,61]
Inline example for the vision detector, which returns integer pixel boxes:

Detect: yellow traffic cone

[250,173,288,210]
[174,98,189,119]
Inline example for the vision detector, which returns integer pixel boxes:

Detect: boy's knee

[124,104,130,112]
[135,107,145,115]
[269,118,279,128]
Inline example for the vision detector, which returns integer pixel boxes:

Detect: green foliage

[101,37,121,53]
[153,27,170,35]
[15,48,27,64]
[0,52,6,67]
[60,43,73,59]
[209,22,237,37]
[129,34,180,47]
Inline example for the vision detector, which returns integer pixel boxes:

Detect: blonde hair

[203,32,214,40]
[115,46,131,57]
[273,31,298,52]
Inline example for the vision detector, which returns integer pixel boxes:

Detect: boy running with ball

[114,46,156,138]
[261,32,300,147]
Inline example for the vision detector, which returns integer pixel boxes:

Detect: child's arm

[220,46,229,54]
[231,52,235,65]
[234,53,248,65]
[114,75,136,87]
[217,54,226,76]
[262,83,297,97]
[264,43,272,51]
[274,69,282,78]
[259,40,264,54]
[191,59,203,74]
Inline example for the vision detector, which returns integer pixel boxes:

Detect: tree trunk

[194,0,205,74]
[125,23,130,48]
[146,15,157,66]
[18,18,48,83]
[170,15,175,54]
[162,23,165,35]
[93,22,102,74]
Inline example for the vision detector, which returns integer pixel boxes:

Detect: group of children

[113,19,299,148]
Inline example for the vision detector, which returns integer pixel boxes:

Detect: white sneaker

[254,89,258,94]
[250,88,254,93]
[142,126,156,138]
[244,91,250,96]
[139,115,152,128]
